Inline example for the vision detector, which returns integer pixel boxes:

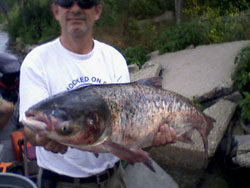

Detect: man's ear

[51,3,59,20]
[94,4,103,21]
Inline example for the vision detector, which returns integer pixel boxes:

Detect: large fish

[22,77,214,172]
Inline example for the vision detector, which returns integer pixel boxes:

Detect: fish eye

[87,118,95,126]
[88,119,94,125]
[59,125,73,135]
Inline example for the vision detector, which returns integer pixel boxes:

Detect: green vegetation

[233,46,250,124]
[129,0,170,19]
[1,0,249,67]
[157,1,250,54]
[0,0,60,44]
[122,45,150,68]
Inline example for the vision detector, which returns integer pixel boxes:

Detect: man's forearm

[0,99,14,132]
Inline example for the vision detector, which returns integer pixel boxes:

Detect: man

[19,0,177,187]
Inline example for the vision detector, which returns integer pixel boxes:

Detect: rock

[130,64,162,82]
[128,64,139,73]
[146,40,250,101]
[232,135,250,168]
[233,152,250,168]
[124,160,179,188]
[150,99,237,170]
[223,91,243,103]
[141,60,158,69]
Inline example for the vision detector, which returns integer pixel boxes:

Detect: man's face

[52,1,102,38]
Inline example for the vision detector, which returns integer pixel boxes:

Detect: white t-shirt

[19,38,130,177]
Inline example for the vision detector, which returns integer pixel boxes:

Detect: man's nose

[71,1,81,11]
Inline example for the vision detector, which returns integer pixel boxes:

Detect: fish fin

[103,140,155,172]
[178,129,194,144]
[134,77,162,89]
[130,148,156,173]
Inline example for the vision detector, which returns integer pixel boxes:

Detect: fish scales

[87,83,205,148]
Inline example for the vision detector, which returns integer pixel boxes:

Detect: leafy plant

[127,19,157,50]
[238,92,250,123]
[129,0,165,20]
[122,45,150,68]
[233,46,250,124]
[156,20,206,54]
[3,0,56,44]
[157,10,250,54]
[233,46,250,92]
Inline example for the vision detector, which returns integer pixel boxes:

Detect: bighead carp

[22,77,214,172]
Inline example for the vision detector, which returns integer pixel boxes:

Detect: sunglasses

[55,0,97,9]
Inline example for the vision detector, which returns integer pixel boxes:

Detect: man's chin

[69,29,89,38]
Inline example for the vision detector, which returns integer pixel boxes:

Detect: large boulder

[131,41,250,101]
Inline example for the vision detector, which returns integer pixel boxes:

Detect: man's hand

[24,127,68,154]
[153,124,178,146]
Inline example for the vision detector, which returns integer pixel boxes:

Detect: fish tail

[204,114,215,136]
[201,114,215,156]
[201,134,209,156]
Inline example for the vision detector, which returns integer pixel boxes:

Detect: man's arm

[0,98,14,132]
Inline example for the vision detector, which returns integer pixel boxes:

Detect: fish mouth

[22,111,52,134]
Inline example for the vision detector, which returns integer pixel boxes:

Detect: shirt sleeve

[114,52,131,84]
[19,53,49,121]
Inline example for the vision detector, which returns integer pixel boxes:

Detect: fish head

[22,89,111,146]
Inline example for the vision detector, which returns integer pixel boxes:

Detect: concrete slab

[124,160,179,188]
[147,40,250,101]
[150,99,236,169]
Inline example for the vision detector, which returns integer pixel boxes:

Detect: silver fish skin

[22,77,214,172]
